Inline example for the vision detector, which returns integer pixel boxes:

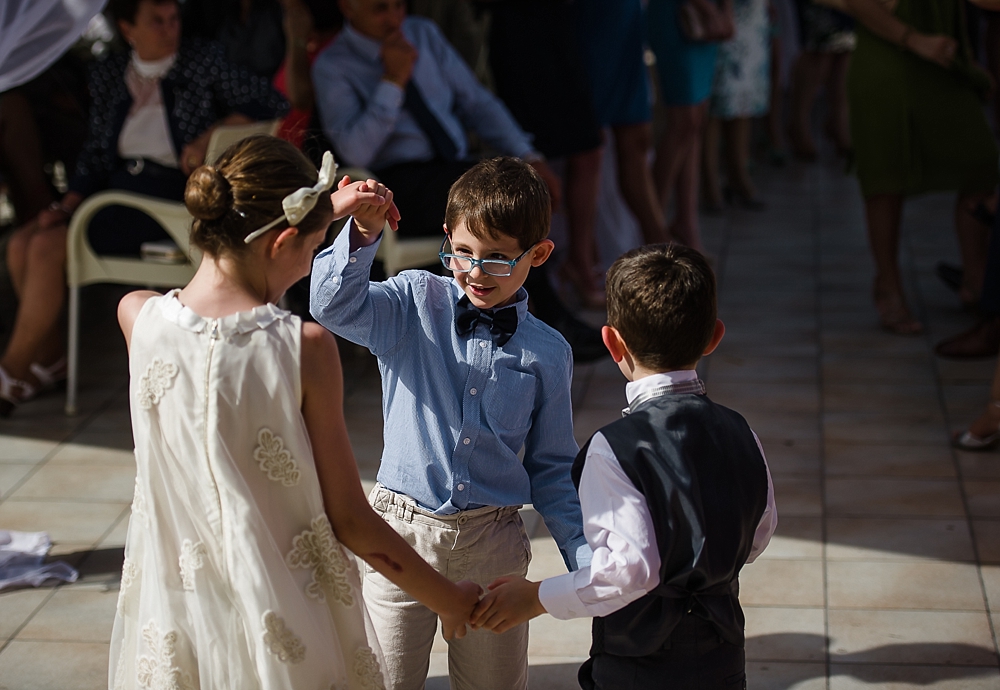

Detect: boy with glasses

[310,156,589,690]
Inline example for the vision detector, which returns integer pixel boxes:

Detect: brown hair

[606,244,717,371]
[185,135,332,256]
[444,157,550,250]
[109,0,178,25]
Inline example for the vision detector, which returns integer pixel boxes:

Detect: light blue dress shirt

[311,17,536,170]
[310,224,590,570]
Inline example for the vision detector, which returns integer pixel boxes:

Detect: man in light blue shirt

[311,158,588,690]
[311,0,561,236]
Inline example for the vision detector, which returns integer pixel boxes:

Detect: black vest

[573,393,769,657]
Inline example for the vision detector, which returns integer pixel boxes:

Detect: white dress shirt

[538,370,778,620]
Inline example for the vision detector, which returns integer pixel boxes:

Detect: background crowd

[2,0,1000,446]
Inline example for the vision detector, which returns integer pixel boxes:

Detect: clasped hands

[440,576,546,640]
[330,175,402,242]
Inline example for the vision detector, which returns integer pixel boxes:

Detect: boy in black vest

[470,243,777,689]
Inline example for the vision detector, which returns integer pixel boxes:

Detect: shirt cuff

[538,571,590,620]
[573,540,594,570]
[373,79,405,111]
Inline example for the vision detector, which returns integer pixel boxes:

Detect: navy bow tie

[455,296,519,346]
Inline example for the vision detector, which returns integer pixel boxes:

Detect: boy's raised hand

[331,176,401,239]
[470,576,546,634]
[440,579,484,641]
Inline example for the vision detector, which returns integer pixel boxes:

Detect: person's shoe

[548,313,608,363]
[935,262,963,293]
[934,317,1000,359]
[0,364,36,418]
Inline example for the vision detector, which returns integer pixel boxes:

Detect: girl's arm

[300,323,481,638]
[844,0,957,66]
[117,290,162,352]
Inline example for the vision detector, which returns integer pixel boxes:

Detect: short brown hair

[606,244,717,371]
[185,135,332,256]
[445,157,550,250]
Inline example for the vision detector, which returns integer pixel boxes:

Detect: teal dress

[647,0,720,105]
[847,0,999,197]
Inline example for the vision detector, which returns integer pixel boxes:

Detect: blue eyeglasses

[439,236,536,277]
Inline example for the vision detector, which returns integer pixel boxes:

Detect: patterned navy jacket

[70,39,289,197]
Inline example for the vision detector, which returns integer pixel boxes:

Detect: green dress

[847,0,999,197]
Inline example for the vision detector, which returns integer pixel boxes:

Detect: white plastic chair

[204,119,280,164]
[65,192,200,415]
[336,167,442,276]
[63,121,280,415]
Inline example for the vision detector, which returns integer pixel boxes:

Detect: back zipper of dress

[202,319,228,570]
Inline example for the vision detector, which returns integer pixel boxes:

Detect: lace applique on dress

[253,428,301,486]
[137,621,195,690]
[178,540,207,591]
[117,557,138,614]
[113,651,127,690]
[354,647,386,690]
[285,515,355,606]
[132,479,150,527]
[138,358,179,409]
[262,611,306,663]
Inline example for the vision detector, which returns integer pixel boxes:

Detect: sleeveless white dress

[110,290,385,690]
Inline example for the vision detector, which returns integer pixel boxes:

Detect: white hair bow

[244,151,338,244]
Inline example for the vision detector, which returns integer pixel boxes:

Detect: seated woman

[0,0,287,416]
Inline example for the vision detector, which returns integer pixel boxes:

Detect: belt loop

[403,503,414,523]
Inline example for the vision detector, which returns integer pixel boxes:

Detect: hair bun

[185,165,233,221]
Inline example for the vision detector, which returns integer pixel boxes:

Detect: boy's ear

[601,325,628,363]
[529,239,555,267]
[702,319,726,356]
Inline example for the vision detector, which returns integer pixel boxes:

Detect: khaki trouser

[365,484,531,690]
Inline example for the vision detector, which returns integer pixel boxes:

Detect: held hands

[469,576,546,634]
[908,33,957,67]
[180,135,211,176]
[440,580,484,641]
[333,176,401,243]
[381,30,418,87]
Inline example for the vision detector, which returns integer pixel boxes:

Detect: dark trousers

[579,615,746,690]
[86,160,187,256]
[373,159,476,238]
[982,212,1000,316]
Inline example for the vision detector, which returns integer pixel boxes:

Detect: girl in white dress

[112,135,480,689]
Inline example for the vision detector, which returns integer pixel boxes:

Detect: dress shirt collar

[625,370,700,405]
[341,21,386,62]
[449,279,530,324]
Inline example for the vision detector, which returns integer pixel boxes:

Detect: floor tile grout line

[0,381,130,509]
[812,164,833,690]
[904,211,1000,673]
[0,588,60,657]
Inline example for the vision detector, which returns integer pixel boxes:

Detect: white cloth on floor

[0,530,79,591]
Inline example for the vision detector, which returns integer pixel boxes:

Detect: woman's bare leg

[955,191,992,304]
[788,52,831,160]
[613,122,668,244]
[824,51,852,153]
[671,103,708,251]
[0,91,53,223]
[564,146,604,301]
[0,223,68,381]
[723,117,756,199]
[866,193,922,333]
[702,116,724,209]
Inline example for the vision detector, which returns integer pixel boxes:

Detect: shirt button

[348,256,357,263]
[470,388,477,396]
[331,277,340,284]
[463,438,471,445]
[457,483,465,491]
[479,342,487,348]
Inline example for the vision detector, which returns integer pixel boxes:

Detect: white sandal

[29,356,67,392]
[0,364,36,418]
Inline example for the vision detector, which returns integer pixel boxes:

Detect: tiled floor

[2,155,1000,689]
